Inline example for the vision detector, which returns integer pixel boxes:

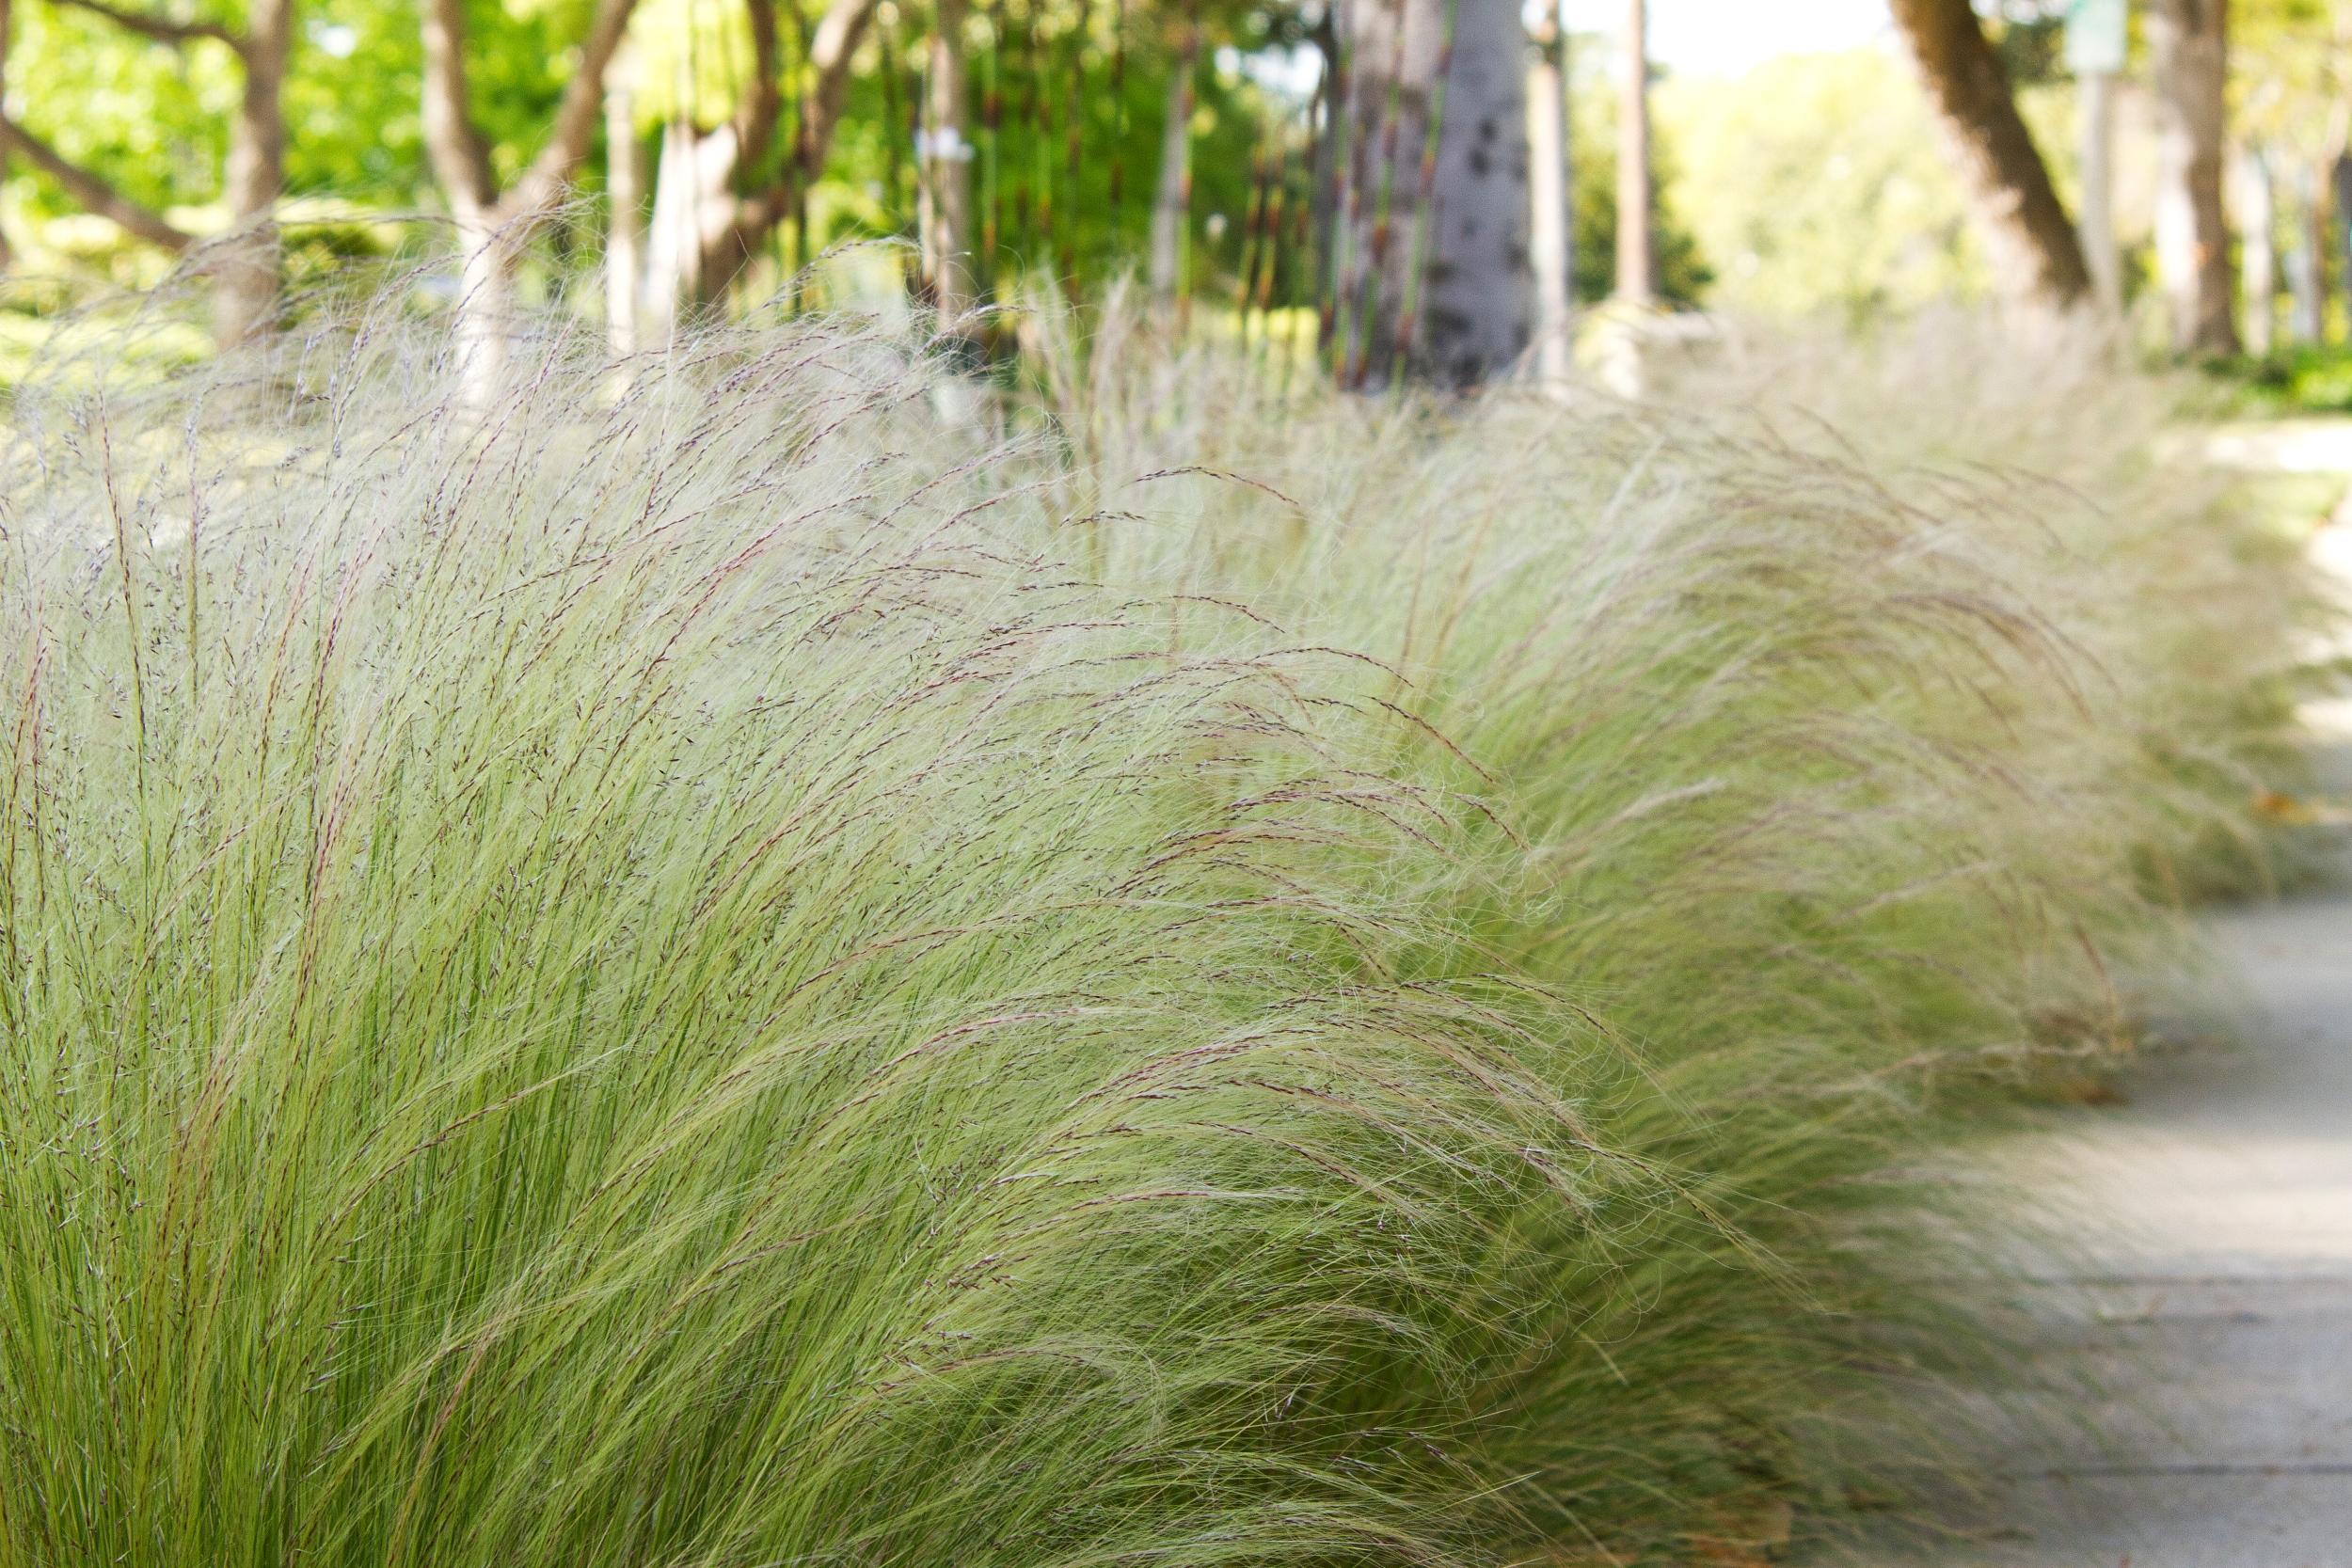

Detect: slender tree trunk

[1334,0,1528,388]
[1613,0,1650,305]
[2242,145,2274,356]
[605,41,643,356]
[2149,0,2238,354]
[2333,153,2352,341]
[1061,32,1081,292]
[212,0,291,348]
[1308,8,1341,338]
[1526,0,1569,380]
[2288,160,2320,343]
[0,0,14,274]
[2079,68,2121,312]
[1148,1,1200,307]
[421,0,511,394]
[923,0,977,330]
[644,122,743,333]
[1887,0,2090,313]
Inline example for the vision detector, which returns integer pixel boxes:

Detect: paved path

[1883,424,2352,1567]
[1918,868,2352,1567]
[2201,419,2352,477]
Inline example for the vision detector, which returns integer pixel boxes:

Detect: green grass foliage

[0,300,2312,1566]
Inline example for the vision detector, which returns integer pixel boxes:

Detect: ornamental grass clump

[1028,297,2311,1555]
[0,297,2312,1566]
[0,319,1637,1567]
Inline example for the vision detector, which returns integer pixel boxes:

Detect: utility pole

[1614,0,1651,306]
[2067,0,2127,315]
[1528,0,1572,379]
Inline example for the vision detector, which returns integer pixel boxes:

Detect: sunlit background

[0,0,2345,405]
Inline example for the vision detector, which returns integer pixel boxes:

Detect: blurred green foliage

[1567,33,1709,306]
[1659,49,1983,324]
[2206,343,2352,415]
[6,0,2350,346]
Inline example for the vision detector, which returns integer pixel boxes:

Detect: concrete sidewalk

[1878,422,2352,1567]
[1915,879,2352,1568]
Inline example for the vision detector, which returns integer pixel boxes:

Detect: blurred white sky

[1561,0,1894,78]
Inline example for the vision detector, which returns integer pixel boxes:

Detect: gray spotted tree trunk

[1329,0,1529,390]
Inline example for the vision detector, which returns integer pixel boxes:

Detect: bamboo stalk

[787,2,811,311]
[1390,0,1458,385]
[1254,146,1289,377]
[1062,23,1083,295]
[882,11,905,230]
[1344,0,1410,388]
[1035,18,1055,257]
[1255,145,1287,320]
[1174,71,1195,332]
[982,0,1001,301]
[1288,103,1314,378]
[1108,0,1126,224]
[1327,2,1375,376]
[1235,125,1272,349]
[1312,35,1344,365]
[1016,8,1034,249]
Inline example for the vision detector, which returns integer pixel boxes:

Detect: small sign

[2066,0,2129,76]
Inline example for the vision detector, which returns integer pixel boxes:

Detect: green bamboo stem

[1390,0,1459,385]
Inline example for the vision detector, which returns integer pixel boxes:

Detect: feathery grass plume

[1643,309,2329,899]
[1019,296,2313,1556]
[0,311,1653,1567]
[0,291,2315,1566]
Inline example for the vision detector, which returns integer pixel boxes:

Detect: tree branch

[798,0,880,182]
[736,0,878,248]
[0,116,191,251]
[503,0,645,219]
[49,0,242,53]
[735,0,782,188]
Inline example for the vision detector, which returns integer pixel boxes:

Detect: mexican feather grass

[0,300,2313,1565]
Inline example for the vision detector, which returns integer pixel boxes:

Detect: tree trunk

[2241,145,2274,356]
[1613,0,1649,305]
[1887,0,2090,313]
[643,122,739,337]
[451,218,522,398]
[1333,0,1528,388]
[213,0,292,349]
[922,0,976,330]
[1147,3,1200,307]
[2334,153,2352,342]
[644,0,877,315]
[2288,160,2320,344]
[1308,6,1341,327]
[1527,0,1569,380]
[605,42,643,356]
[420,0,642,400]
[0,0,13,274]
[2079,68,2121,312]
[2149,0,2238,354]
